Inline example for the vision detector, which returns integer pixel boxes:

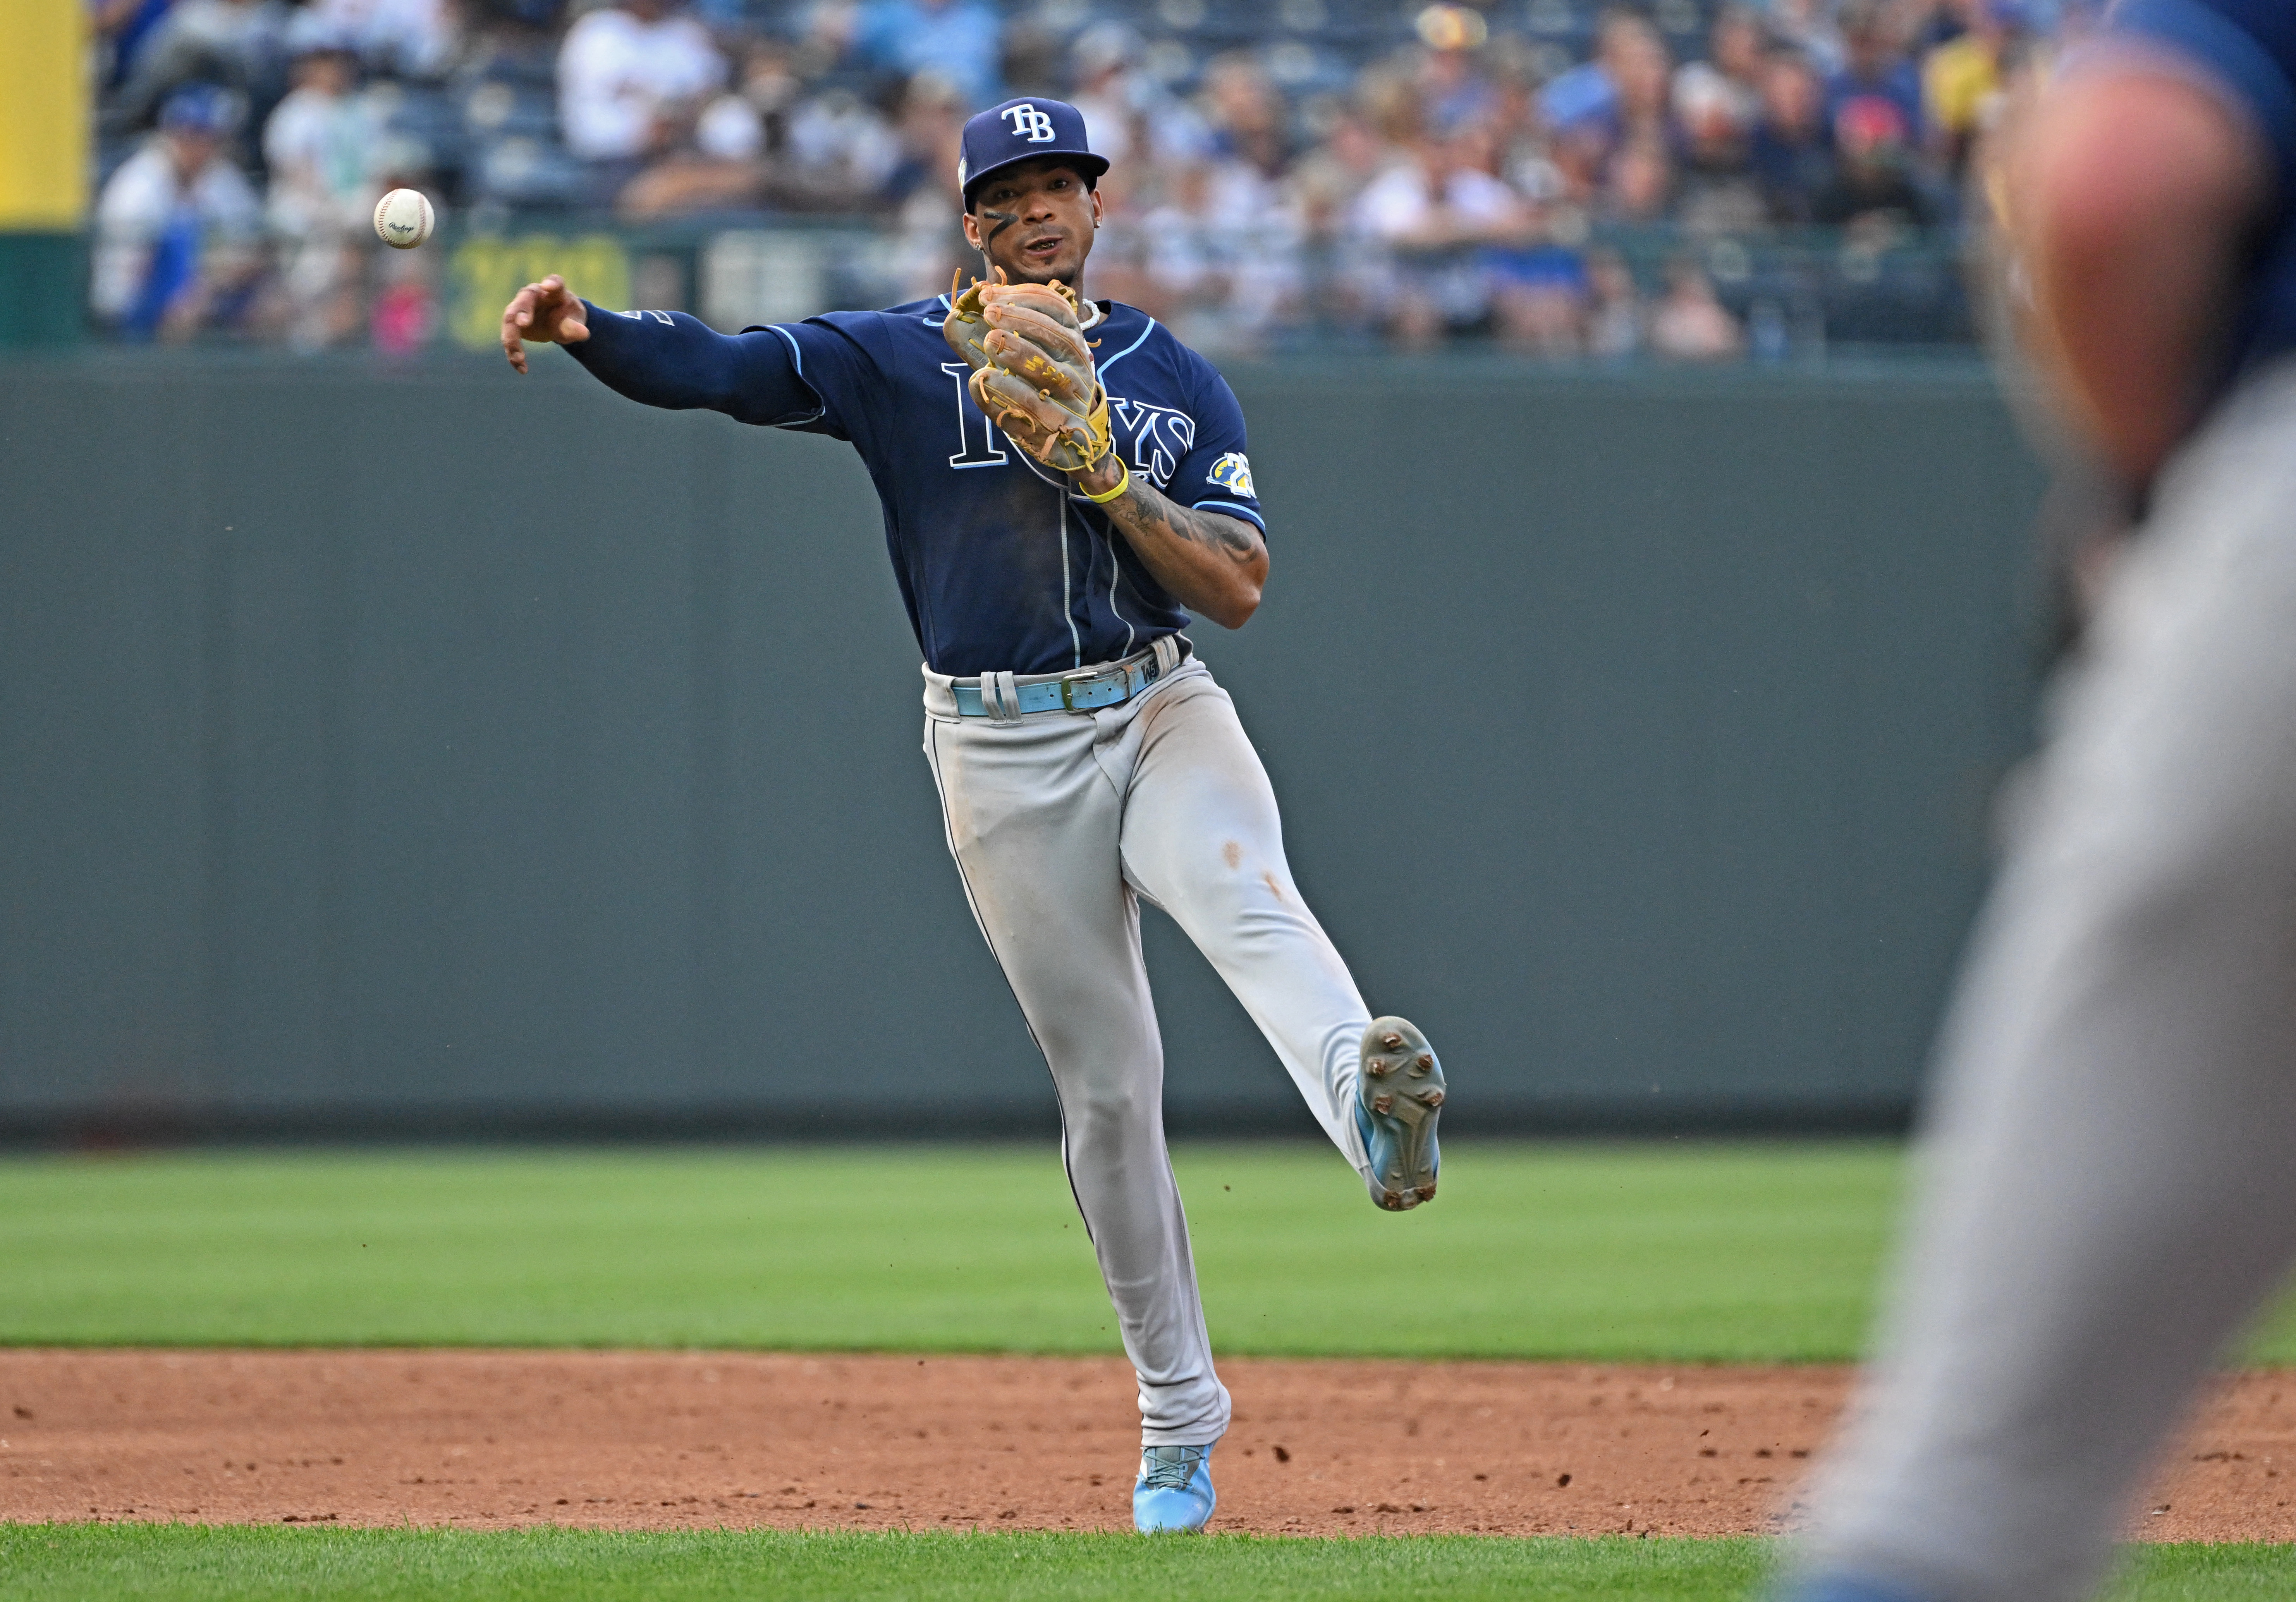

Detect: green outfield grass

[1,1142,2290,1362]
[0,1527,2287,1602]
[0,1141,1890,1361]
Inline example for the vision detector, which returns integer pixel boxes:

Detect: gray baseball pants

[1796,358,2296,1601]
[921,651,1377,1446]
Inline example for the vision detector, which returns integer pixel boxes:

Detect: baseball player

[1784,4,2296,1599]
[497,98,1445,1534]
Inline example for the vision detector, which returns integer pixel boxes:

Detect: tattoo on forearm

[1105,474,1260,561]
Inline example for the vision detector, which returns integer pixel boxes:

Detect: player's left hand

[943,271,1112,474]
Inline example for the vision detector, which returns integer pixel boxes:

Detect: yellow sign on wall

[0,0,91,229]
[449,235,632,353]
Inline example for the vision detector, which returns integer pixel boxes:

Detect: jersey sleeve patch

[1206,452,1256,500]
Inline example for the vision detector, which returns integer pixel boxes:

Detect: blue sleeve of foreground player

[564,303,826,428]
[2107,0,2296,186]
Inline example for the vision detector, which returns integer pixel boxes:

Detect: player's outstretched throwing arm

[499,273,821,426]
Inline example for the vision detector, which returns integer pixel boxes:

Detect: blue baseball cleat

[1356,1016,1443,1211]
[1133,1443,1217,1533]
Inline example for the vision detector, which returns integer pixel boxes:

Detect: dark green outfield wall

[0,354,2046,1139]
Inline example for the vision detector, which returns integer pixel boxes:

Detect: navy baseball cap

[957,98,1108,206]
[159,83,241,136]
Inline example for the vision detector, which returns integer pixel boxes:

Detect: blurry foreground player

[496,97,1447,1534]
[1785,5,2296,1600]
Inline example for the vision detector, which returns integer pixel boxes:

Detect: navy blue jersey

[2107,0,2296,376]
[565,293,1265,678]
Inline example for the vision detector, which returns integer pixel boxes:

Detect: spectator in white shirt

[1351,130,1531,346]
[264,25,383,347]
[93,83,265,339]
[301,0,458,79]
[557,0,725,195]
[1067,24,1141,166]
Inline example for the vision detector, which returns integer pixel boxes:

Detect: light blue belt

[954,640,1185,719]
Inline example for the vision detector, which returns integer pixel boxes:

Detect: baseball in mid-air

[373,188,435,250]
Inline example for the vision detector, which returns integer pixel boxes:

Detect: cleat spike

[1358,1017,1442,1214]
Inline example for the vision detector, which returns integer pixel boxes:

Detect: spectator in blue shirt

[1540,7,1659,148]
[93,0,177,90]
[1541,8,1670,208]
[840,0,1002,111]
[1823,0,1923,152]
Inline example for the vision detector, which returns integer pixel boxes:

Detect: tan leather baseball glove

[942,270,1113,474]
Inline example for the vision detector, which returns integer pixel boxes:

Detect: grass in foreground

[0,1142,2290,1362]
[2,1527,2289,1602]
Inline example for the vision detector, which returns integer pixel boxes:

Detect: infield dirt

[2,1351,2291,1541]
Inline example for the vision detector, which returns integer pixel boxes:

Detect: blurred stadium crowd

[90,0,2080,355]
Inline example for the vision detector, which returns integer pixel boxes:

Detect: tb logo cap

[959,97,1108,200]
[1004,104,1057,142]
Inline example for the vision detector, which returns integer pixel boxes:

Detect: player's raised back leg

[1113,669,1445,1209]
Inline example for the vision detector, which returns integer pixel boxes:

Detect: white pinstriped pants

[921,653,1377,1445]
